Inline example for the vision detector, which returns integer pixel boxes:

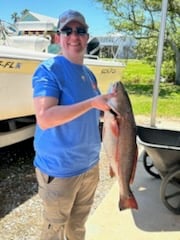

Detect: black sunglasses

[59,27,88,36]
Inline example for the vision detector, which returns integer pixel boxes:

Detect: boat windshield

[0,20,18,37]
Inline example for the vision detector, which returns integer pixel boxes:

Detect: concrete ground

[0,117,179,239]
[86,146,180,240]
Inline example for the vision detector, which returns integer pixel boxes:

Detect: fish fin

[130,145,138,184]
[110,119,120,137]
[119,193,138,211]
[109,165,115,178]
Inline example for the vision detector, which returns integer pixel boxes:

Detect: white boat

[0,25,125,147]
[0,20,51,52]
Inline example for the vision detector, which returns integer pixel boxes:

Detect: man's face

[59,21,89,58]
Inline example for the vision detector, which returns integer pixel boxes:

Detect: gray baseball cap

[57,10,89,30]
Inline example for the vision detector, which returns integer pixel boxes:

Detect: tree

[21,9,29,18]
[11,9,29,23]
[11,12,20,23]
[95,0,180,85]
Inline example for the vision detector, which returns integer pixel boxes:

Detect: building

[15,11,58,36]
[15,11,60,53]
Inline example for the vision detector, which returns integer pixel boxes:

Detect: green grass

[120,60,180,118]
[122,60,155,84]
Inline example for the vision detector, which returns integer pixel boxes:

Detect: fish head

[108,81,133,116]
[108,81,123,94]
[107,81,126,115]
[112,81,126,96]
[106,83,116,113]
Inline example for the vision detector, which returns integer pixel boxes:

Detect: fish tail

[119,194,138,211]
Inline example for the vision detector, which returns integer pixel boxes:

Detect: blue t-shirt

[32,56,101,177]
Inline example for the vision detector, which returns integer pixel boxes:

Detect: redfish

[103,81,138,210]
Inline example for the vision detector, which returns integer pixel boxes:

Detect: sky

[0,0,113,36]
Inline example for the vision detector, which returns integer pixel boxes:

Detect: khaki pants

[36,164,99,240]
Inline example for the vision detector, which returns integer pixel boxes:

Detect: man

[32,9,114,240]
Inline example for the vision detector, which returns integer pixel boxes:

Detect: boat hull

[86,59,124,93]
[0,46,125,120]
